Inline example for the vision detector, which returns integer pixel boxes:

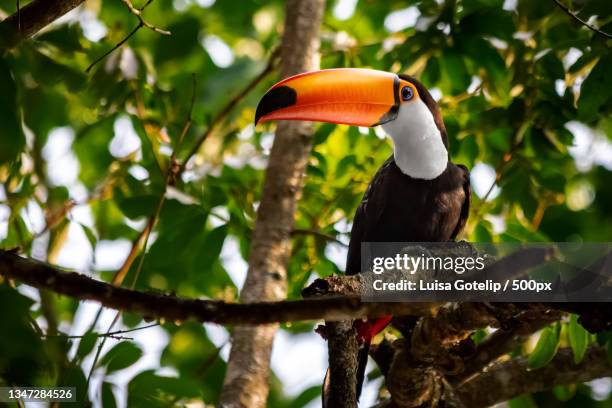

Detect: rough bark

[0,0,85,49]
[457,347,612,407]
[218,1,325,406]
[453,312,561,383]
[325,320,359,408]
[0,249,437,324]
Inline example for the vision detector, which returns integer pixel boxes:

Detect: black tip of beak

[254,85,297,126]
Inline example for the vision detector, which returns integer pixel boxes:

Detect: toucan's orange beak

[255,68,400,127]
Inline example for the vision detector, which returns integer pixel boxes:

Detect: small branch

[16,0,20,32]
[85,23,141,73]
[46,332,134,341]
[85,0,169,73]
[0,250,438,325]
[120,0,170,35]
[45,323,160,340]
[552,0,612,39]
[291,228,348,247]
[458,347,612,406]
[175,74,197,152]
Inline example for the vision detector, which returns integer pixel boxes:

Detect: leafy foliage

[0,0,611,406]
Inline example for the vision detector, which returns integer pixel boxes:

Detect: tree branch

[325,320,359,408]
[458,347,612,406]
[552,0,612,39]
[453,312,561,383]
[0,0,85,49]
[0,249,437,325]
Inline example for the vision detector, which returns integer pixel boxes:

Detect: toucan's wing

[345,156,394,275]
[450,164,471,240]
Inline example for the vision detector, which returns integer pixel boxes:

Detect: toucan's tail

[356,340,371,400]
[322,367,331,408]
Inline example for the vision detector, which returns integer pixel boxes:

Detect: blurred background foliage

[0,0,611,406]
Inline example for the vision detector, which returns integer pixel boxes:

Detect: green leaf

[117,195,159,219]
[99,341,143,373]
[73,115,116,188]
[441,50,470,95]
[528,323,561,370]
[578,55,612,122]
[37,24,84,53]
[0,284,47,384]
[128,370,201,406]
[76,331,98,361]
[568,314,589,363]
[102,382,118,408]
[79,223,98,252]
[508,394,537,408]
[57,364,89,404]
[553,384,575,401]
[488,127,512,152]
[290,385,321,408]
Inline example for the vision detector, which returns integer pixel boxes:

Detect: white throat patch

[381,100,448,180]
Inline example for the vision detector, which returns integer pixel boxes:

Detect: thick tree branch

[458,347,612,407]
[0,250,437,325]
[453,312,561,383]
[324,320,359,408]
[0,0,85,49]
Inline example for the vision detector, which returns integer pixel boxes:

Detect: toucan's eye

[401,86,414,101]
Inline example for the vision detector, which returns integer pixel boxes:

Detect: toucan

[255,68,471,403]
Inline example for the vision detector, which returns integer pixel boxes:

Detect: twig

[291,228,348,247]
[196,340,227,377]
[468,133,524,229]
[180,47,281,172]
[119,0,170,35]
[552,0,612,39]
[176,74,197,152]
[112,218,153,285]
[16,0,20,32]
[45,332,134,341]
[85,313,120,394]
[45,323,160,340]
[85,23,141,73]
[85,0,169,73]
